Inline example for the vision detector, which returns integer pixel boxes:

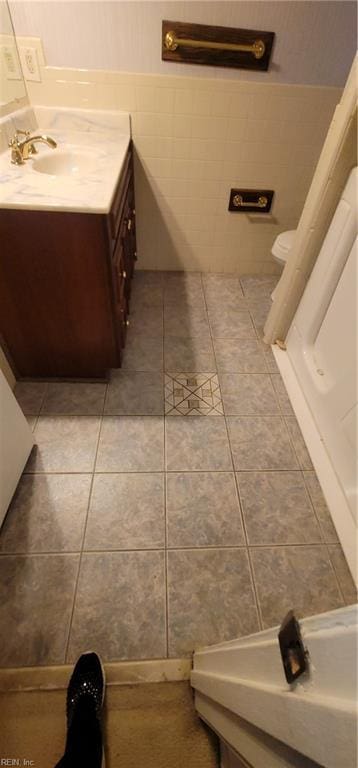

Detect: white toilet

[271,229,296,267]
[270,229,296,300]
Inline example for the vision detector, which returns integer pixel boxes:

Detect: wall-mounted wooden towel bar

[162,21,274,71]
[164,31,266,60]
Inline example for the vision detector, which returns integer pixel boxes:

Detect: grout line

[23,467,314,476]
[162,281,170,659]
[33,413,107,419]
[30,414,39,432]
[282,413,312,471]
[269,371,295,418]
[164,473,170,659]
[323,543,346,605]
[38,381,49,416]
[63,382,108,664]
[0,542,333,558]
[26,409,303,418]
[234,466,267,631]
[300,469,335,546]
[201,272,263,632]
[0,551,84,559]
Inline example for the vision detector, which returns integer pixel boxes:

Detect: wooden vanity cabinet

[0,142,136,379]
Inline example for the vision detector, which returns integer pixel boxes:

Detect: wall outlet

[1,43,22,80]
[19,46,41,82]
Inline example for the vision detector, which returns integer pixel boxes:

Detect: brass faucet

[9,129,57,165]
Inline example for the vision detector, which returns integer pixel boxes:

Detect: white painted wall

[9,0,357,86]
[0,370,33,526]
[0,346,15,389]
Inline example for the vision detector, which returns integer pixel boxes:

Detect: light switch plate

[1,42,22,80]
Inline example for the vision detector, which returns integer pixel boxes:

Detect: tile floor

[1,271,356,668]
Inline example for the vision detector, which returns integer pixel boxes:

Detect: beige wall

[27,66,340,273]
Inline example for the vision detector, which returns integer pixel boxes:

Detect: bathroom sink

[32,150,97,177]
[1,107,131,212]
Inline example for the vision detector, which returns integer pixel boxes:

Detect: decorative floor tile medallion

[165,373,223,415]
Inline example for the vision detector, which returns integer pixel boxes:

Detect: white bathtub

[275,167,357,585]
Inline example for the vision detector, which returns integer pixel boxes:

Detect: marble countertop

[0,107,131,214]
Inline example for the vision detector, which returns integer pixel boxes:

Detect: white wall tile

[26,65,340,274]
[229,94,253,118]
[134,112,174,137]
[141,157,173,178]
[174,89,194,115]
[211,92,232,118]
[135,135,173,159]
[191,115,228,140]
[190,138,226,162]
[171,138,191,160]
[173,114,192,138]
[227,118,247,142]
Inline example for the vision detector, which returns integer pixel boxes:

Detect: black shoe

[66,652,105,729]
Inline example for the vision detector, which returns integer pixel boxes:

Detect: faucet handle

[9,129,30,148]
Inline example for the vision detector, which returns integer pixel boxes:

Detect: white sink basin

[32,150,97,177]
[1,107,131,212]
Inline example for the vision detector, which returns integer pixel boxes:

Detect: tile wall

[26,68,341,273]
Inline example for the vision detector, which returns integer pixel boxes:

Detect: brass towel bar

[164,31,265,59]
[233,195,268,208]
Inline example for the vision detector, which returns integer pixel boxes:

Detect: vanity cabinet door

[111,229,128,346]
[0,210,121,378]
[126,168,137,278]
[126,206,137,272]
[114,278,128,348]
[121,204,135,304]
[108,145,133,245]
[108,142,137,314]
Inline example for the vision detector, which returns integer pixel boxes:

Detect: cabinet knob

[122,270,127,279]
[124,319,130,327]
[127,219,132,231]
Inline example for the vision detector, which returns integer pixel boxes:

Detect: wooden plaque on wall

[162,20,275,71]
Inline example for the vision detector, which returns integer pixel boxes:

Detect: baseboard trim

[0,658,192,692]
